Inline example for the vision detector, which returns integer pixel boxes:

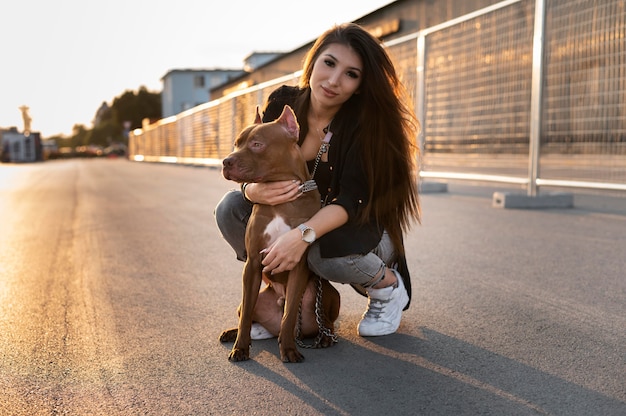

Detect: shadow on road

[221,328,625,416]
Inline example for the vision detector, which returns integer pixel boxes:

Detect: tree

[111,86,161,132]
[71,124,91,148]
[62,86,161,149]
[90,120,121,147]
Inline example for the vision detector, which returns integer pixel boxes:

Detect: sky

[0,0,391,138]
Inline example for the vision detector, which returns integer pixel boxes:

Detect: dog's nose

[223,157,233,167]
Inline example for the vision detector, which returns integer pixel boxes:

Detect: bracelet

[241,182,254,204]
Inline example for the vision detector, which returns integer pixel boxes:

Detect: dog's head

[222,105,304,183]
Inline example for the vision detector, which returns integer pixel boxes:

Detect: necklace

[310,121,332,179]
[315,122,330,142]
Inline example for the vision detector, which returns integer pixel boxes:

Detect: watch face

[303,229,315,243]
[299,225,315,243]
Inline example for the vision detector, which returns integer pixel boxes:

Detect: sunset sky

[0,0,389,138]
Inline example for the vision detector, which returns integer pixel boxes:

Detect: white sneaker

[357,269,409,337]
[250,323,275,340]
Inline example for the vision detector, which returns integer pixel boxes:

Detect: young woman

[215,23,421,337]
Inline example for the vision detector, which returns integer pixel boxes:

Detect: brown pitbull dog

[220,105,340,363]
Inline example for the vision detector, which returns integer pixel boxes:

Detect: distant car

[104,143,128,158]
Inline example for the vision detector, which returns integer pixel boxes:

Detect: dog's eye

[250,141,265,151]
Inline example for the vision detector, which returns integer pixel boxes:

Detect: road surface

[0,159,624,415]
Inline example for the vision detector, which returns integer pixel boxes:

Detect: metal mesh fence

[386,36,419,105]
[421,0,534,179]
[129,72,302,164]
[541,0,626,186]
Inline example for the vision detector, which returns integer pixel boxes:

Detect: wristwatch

[297,224,316,244]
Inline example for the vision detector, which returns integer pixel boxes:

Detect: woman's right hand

[244,180,302,205]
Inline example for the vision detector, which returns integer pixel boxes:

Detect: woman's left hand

[261,229,308,275]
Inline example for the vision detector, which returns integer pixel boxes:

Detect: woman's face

[309,43,363,111]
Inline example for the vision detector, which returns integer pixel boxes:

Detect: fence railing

[129,0,626,196]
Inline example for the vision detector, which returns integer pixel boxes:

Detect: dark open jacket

[262,85,413,309]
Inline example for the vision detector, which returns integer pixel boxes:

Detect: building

[243,51,283,72]
[160,69,245,118]
[1,127,42,163]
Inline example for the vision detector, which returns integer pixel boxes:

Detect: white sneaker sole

[251,323,275,340]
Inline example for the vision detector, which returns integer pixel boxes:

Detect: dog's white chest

[263,214,291,244]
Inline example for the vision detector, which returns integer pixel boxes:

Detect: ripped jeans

[213,189,396,289]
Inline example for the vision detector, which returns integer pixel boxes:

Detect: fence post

[528,0,546,197]
[494,0,571,208]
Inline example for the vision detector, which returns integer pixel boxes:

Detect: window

[194,75,205,88]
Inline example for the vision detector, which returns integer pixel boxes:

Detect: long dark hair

[298,23,421,253]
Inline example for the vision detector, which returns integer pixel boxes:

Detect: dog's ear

[254,106,262,124]
[276,105,299,138]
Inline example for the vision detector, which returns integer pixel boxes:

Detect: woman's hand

[261,229,308,275]
[244,181,301,205]
[260,204,349,274]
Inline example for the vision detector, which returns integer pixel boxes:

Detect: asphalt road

[1,159,624,415]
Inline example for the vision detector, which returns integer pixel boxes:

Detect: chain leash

[296,276,338,349]
[296,126,335,348]
[309,142,329,179]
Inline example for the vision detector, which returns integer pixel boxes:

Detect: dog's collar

[299,179,318,193]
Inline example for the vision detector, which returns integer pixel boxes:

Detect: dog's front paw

[228,347,250,362]
[219,328,238,343]
[280,346,304,363]
[317,333,338,349]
